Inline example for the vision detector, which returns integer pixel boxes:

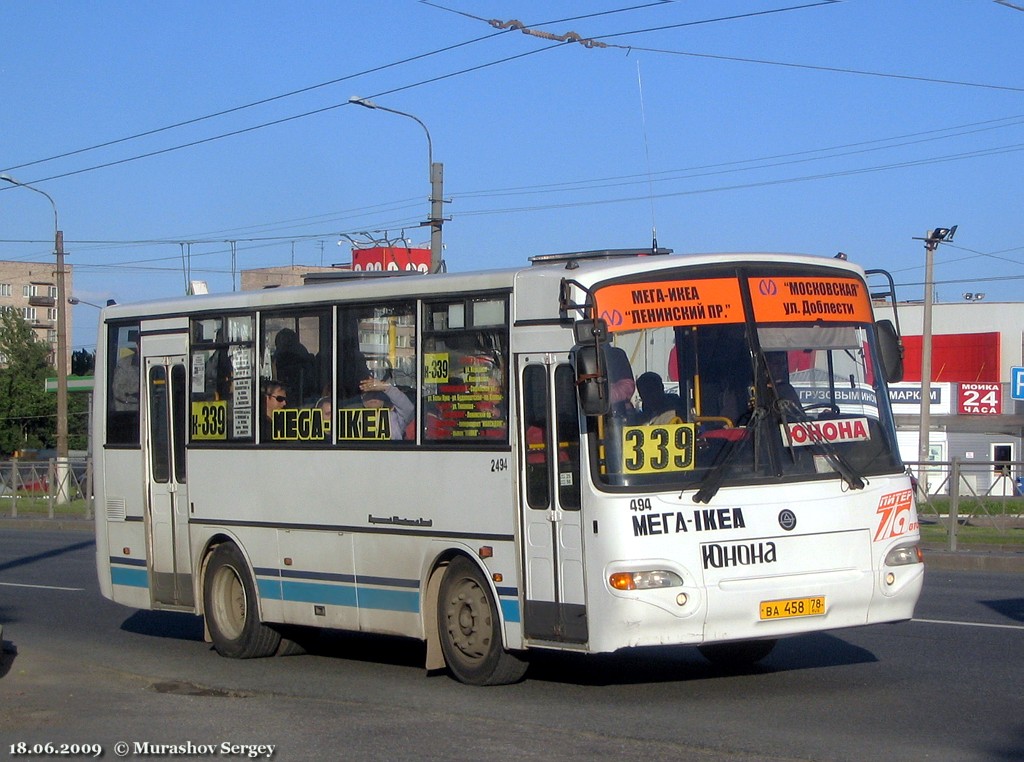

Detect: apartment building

[0,259,72,367]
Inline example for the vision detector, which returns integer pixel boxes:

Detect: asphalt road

[1,529,1022,761]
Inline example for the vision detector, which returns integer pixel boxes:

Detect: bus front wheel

[204,543,281,659]
[437,556,527,686]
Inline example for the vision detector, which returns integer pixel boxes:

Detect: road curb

[922,546,1024,573]
[0,517,94,533]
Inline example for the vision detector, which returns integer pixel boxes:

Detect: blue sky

[1,1,1022,353]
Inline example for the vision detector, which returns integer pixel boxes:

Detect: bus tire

[437,556,527,686]
[698,638,777,667]
[204,543,281,659]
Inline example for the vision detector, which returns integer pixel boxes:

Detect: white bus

[94,249,923,685]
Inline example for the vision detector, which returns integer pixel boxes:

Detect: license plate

[759,596,826,620]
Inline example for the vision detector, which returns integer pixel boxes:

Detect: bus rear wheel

[204,543,281,659]
[698,639,777,667]
[437,556,527,686]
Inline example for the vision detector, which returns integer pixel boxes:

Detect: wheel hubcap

[447,578,490,660]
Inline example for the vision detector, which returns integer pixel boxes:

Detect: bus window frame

[334,299,418,448]
[421,292,511,448]
[105,320,142,448]
[187,311,257,447]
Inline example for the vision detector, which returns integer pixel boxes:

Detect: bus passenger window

[336,303,416,445]
[422,296,509,445]
[106,323,141,446]
[189,315,256,444]
[259,310,332,445]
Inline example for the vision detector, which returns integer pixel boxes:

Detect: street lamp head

[345,97,443,273]
[927,225,957,243]
[69,296,102,308]
[349,96,377,110]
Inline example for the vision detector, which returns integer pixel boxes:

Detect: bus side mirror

[876,319,904,383]
[573,318,608,344]
[574,345,610,416]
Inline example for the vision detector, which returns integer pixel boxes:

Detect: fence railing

[2,456,1019,552]
[905,458,1024,552]
[0,457,93,520]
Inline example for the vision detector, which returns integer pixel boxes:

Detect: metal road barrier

[2,456,1019,557]
[906,458,1024,552]
[0,457,93,520]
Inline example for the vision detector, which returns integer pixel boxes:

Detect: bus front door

[143,350,192,609]
[519,358,587,643]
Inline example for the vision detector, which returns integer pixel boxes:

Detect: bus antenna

[637,60,659,256]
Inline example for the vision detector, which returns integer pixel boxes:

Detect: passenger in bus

[605,346,637,421]
[357,376,415,440]
[111,333,140,411]
[273,328,318,405]
[635,372,685,424]
[765,352,801,408]
[602,346,637,479]
[261,380,288,441]
[315,394,333,441]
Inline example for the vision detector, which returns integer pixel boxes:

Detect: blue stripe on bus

[107,558,522,621]
[280,580,358,608]
[111,565,149,588]
[256,571,521,621]
[500,598,521,623]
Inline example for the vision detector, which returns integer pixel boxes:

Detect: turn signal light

[885,543,923,566]
[609,570,683,591]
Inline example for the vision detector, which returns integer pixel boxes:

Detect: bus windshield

[590,265,903,494]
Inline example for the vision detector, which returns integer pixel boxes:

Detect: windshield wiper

[777,398,866,490]
[691,406,770,504]
[692,358,867,503]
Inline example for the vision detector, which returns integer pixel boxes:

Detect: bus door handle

[546,508,563,523]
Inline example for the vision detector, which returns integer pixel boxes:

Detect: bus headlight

[609,570,684,591]
[885,543,923,567]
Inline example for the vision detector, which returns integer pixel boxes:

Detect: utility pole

[914,225,956,495]
[428,160,444,273]
[55,229,69,461]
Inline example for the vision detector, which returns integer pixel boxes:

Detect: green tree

[0,309,57,455]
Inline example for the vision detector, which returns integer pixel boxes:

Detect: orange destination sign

[748,276,872,323]
[595,277,744,332]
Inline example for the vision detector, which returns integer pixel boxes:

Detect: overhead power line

[1,2,664,177]
[0,31,506,176]
[4,0,1015,191]
[448,2,1023,94]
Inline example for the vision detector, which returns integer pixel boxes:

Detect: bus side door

[142,341,192,609]
[519,357,586,643]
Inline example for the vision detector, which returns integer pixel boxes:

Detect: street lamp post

[1,173,70,502]
[69,296,108,309]
[914,225,957,495]
[349,97,444,273]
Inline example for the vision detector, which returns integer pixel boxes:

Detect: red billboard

[958,382,1001,415]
